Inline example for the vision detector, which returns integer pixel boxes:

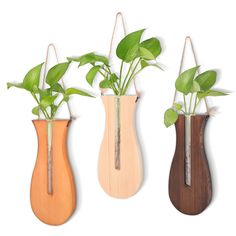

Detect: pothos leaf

[197,90,228,99]
[23,63,44,92]
[110,73,119,83]
[51,104,58,115]
[32,106,40,116]
[124,44,139,62]
[116,29,145,62]
[40,95,58,108]
[68,53,109,66]
[173,103,182,111]
[140,60,149,68]
[195,70,217,91]
[139,37,162,58]
[140,60,163,70]
[99,78,111,89]
[86,65,101,86]
[65,88,94,97]
[138,47,155,60]
[50,83,65,93]
[7,82,24,89]
[39,88,51,101]
[46,62,70,86]
[164,108,178,128]
[175,66,199,95]
[191,81,201,93]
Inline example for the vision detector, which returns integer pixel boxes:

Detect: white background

[0,0,235,235]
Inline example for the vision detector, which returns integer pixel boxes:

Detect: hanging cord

[172,36,210,114]
[40,43,74,120]
[108,12,127,59]
[101,12,140,97]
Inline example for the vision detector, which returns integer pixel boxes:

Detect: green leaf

[67,54,91,64]
[173,103,182,111]
[140,60,163,70]
[39,89,51,101]
[125,44,139,62]
[64,95,69,102]
[32,106,40,116]
[175,66,199,95]
[164,108,178,128]
[138,47,155,60]
[140,60,149,68]
[46,62,70,86]
[139,37,161,58]
[110,73,119,83]
[50,83,65,93]
[65,88,94,97]
[86,65,101,86]
[7,82,24,89]
[32,85,39,93]
[191,81,201,93]
[195,70,217,91]
[92,54,109,65]
[40,95,58,108]
[99,78,111,89]
[68,53,109,66]
[51,104,58,115]
[22,63,44,92]
[197,90,228,99]
[116,29,145,62]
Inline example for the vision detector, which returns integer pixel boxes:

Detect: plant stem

[98,70,106,78]
[132,67,143,78]
[192,95,198,114]
[111,83,119,95]
[120,60,135,94]
[102,65,119,92]
[118,61,124,94]
[51,98,64,120]
[31,92,50,119]
[98,70,119,95]
[193,96,201,114]
[188,93,193,114]
[183,95,187,114]
[105,64,112,74]
[42,109,50,120]
[122,58,141,95]
[101,66,111,75]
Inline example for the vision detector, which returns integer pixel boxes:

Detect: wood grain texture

[31,120,76,225]
[98,96,143,198]
[169,115,212,215]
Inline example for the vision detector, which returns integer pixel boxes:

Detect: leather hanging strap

[40,43,74,120]
[172,36,210,114]
[101,12,140,97]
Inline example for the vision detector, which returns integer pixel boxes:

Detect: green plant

[164,66,228,127]
[7,62,93,120]
[67,29,162,95]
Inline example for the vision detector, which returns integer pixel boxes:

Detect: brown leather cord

[108,12,127,59]
[40,43,74,119]
[172,36,210,114]
[101,12,140,97]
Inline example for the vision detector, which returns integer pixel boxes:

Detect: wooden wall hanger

[98,12,143,198]
[169,37,212,215]
[30,44,76,225]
